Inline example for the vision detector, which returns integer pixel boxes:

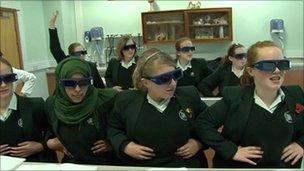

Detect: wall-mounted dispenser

[270,19,285,50]
[270,19,284,34]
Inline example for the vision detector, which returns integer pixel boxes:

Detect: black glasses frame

[0,73,17,84]
[252,59,291,72]
[145,69,183,85]
[59,77,93,88]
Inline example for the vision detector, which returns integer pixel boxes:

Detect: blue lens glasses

[252,59,291,72]
[123,44,137,51]
[234,53,247,60]
[0,73,17,84]
[70,50,87,56]
[59,77,93,87]
[146,69,183,85]
[179,46,195,53]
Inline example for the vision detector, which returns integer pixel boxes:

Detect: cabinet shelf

[146,21,184,25]
[142,8,232,44]
[189,24,229,27]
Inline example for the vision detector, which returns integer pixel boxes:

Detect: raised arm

[49,10,67,63]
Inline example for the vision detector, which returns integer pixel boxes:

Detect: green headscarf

[54,57,117,130]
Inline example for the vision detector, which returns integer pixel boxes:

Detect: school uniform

[107,86,208,167]
[46,57,119,165]
[45,90,119,165]
[198,63,241,97]
[0,94,56,162]
[176,58,213,88]
[195,85,304,168]
[49,28,105,88]
[104,57,137,89]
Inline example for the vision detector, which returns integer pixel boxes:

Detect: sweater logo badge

[179,107,193,121]
[87,118,94,125]
[284,111,293,124]
[295,103,304,114]
[190,72,195,77]
[17,118,23,127]
[179,110,188,121]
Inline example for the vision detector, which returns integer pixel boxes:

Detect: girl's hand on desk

[47,137,73,157]
[175,138,202,159]
[10,141,43,157]
[281,142,304,165]
[233,146,263,165]
[91,139,112,154]
[0,144,11,155]
[124,141,155,160]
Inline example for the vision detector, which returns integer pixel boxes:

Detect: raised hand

[281,142,304,165]
[175,138,202,159]
[49,10,59,29]
[124,141,155,160]
[233,146,263,165]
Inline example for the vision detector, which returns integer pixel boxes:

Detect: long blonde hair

[241,40,281,86]
[132,48,176,91]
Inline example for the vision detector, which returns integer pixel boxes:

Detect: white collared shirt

[147,94,170,113]
[121,57,136,69]
[254,88,285,113]
[231,66,244,78]
[0,93,17,121]
[13,67,37,96]
[177,60,192,71]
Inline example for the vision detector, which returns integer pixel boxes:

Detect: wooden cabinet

[141,8,232,44]
[141,10,185,44]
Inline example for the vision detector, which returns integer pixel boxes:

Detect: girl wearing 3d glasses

[49,10,105,89]
[0,57,56,162]
[198,43,247,97]
[195,40,304,168]
[45,57,119,165]
[174,37,213,90]
[105,35,138,92]
[107,48,208,167]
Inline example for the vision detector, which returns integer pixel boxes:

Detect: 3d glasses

[123,44,137,51]
[0,73,17,84]
[252,59,291,72]
[233,53,247,60]
[146,68,183,85]
[70,50,87,56]
[179,46,196,52]
[59,77,93,87]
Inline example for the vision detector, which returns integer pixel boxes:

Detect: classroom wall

[0,0,303,99]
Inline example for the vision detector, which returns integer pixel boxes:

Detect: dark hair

[132,48,176,91]
[221,43,245,64]
[175,37,192,58]
[240,40,281,86]
[116,35,137,60]
[68,42,84,55]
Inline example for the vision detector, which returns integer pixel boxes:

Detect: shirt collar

[177,59,192,71]
[231,66,244,78]
[121,57,136,69]
[146,94,170,113]
[254,88,285,113]
[0,93,17,121]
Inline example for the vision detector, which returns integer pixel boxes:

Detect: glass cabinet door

[142,10,185,44]
[185,8,232,42]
